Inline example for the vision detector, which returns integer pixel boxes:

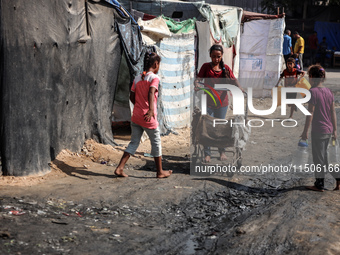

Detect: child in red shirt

[114,52,172,178]
[278,57,305,118]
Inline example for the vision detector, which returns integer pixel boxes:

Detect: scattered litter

[37,210,46,215]
[208,235,217,239]
[174,186,193,189]
[143,153,154,158]
[0,230,11,239]
[61,235,77,242]
[90,226,110,234]
[100,161,107,165]
[250,141,257,144]
[51,220,68,225]
[9,210,25,216]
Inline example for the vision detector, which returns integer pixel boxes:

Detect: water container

[295,77,311,97]
[328,139,339,165]
[291,139,309,170]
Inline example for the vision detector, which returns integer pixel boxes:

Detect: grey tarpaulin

[115,10,143,65]
[0,0,122,176]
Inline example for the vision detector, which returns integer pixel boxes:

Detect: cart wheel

[192,144,203,166]
[236,148,242,169]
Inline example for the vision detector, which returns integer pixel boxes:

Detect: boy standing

[278,57,305,118]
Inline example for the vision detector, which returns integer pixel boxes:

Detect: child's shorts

[125,122,162,157]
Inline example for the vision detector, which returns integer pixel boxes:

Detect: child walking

[277,57,305,118]
[114,52,172,178]
[195,44,243,163]
[301,65,340,191]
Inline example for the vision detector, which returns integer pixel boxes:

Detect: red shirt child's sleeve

[197,63,209,78]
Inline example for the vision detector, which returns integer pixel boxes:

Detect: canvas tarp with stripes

[156,33,195,132]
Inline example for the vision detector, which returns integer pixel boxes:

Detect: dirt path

[1,69,340,254]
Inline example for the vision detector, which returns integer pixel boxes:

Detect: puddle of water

[182,235,199,255]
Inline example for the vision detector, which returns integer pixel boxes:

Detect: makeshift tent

[114,1,246,132]
[0,0,126,176]
[239,12,285,98]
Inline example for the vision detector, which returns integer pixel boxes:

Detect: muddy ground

[1,69,340,255]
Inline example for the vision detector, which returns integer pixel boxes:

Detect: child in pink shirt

[301,65,339,191]
[115,52,172,178]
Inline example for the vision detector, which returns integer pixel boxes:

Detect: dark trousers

[310,49,317,65]
[312,133,340,189]
[298,53,303,70]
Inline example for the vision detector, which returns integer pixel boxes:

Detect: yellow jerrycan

[295,77,311,97]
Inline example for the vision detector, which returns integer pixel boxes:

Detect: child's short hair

[287,57,295,64]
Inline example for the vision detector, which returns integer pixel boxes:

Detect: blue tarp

[315,21,340,51]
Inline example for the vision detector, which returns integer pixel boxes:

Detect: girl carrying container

[301,65,340,191]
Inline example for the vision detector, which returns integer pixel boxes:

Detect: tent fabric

[241,11,284,23]
[217,8,240,48]
[120,0,205,21]
[239,18,285,98]
[162,15,196,34]
[196,21,212,72]
[0,1,122,176]
[103,0,138,24]
[138,16,172,46]
[156,33,196,132]
[314,21,340,51]
[197,4,241,48]
[115,12,144,65]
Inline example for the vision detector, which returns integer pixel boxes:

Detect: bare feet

[157,170,173,178]
[204,155,211,163]
[306,186,324,192]
[114,168,128,177]
[220,152,227,161]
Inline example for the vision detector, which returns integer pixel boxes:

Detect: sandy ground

[1,69,340,254]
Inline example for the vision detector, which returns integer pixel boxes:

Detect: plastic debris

[174,186,193,189]
[9,210,25,216]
